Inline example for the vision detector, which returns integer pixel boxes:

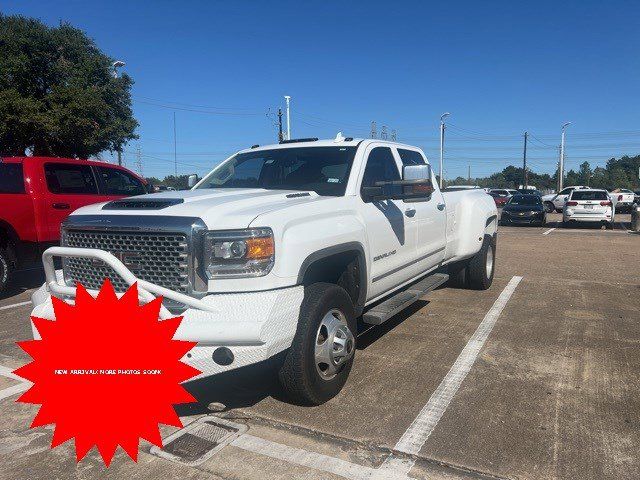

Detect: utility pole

[559,122,571,191]
[522,131,528,188]
[277,108,284,142]
[439,112,450,189]
[370,121,377,139]
[117,147,122,166]
[391,129,397,141]
[136,145,143,176]
[173,112,177,176]
[557,145,562,192]
[468,164,471,183]
[284,95,291,140]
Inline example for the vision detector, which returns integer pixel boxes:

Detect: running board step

[362,273,449,325]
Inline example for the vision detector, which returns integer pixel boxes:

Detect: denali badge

[374,250,396,262]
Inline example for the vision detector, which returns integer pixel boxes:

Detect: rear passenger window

[397,149,426,166]
[0,163,25,193]
[96,167,147,196]
[45,163,98,194]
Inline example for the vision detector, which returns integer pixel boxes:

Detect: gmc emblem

[92,252,142,271]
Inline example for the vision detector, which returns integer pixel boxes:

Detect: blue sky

[4,0,640,180]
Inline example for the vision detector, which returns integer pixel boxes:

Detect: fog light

[212,347,234,366]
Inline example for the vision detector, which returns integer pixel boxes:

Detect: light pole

[112,60,126,78]
[439,112,450,188]
[559,122,571,191]
[112,60,126,165]
[284,95,291,140]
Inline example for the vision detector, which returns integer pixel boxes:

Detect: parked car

[489,191,509,207]
[563,189,614,228]
[489,189,513,197]
[30,137,498,405]
[541,185,590,213]
[517,189,542,196]
[608,189,635,213]
[500,194,546,226]
[0,156,149,292]
[634,190,640,205]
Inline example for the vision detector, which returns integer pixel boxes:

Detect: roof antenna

[334,131,345,143]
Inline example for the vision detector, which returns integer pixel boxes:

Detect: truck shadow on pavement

[176,300,429,415]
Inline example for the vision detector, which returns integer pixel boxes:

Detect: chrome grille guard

[43,247,218,320]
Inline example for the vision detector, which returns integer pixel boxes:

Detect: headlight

[203,228,275,278]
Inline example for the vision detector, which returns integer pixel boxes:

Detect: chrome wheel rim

[315,309,354,380]
[485,246,494,279]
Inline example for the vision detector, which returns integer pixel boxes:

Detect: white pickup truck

[608,189,636,213]
[30,137,498,405]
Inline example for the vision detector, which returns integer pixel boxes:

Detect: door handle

[404,207,416,217]
[52,203,70,210]
[437,203,445,211]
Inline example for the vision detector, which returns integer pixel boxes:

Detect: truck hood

[70,188,327,229]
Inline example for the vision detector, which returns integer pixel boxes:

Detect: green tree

[0,14,137,157]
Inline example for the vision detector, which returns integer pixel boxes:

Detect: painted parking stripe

[542,228,555,235]
[232,433,409,480]
[393,275,523,456]
[0,300,31,311]
[0,382,30,401]
[0,364,24,382]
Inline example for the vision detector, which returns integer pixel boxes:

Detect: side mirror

[187,174,198,188]
[401,164,434,200]
[364,164,434,202]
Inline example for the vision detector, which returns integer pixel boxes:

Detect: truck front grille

[63,230,190,294]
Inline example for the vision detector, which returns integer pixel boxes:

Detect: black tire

[0,244,15,294]
[278,283,357,405]
[467,234,496,290]
[447,260,468,288]
[544,202,555,213]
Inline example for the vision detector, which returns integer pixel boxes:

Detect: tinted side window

[397,149,426,166]
[361,147,400,189]
[0,163,25,193]
[97,167,146,196]
[45,163,98,194]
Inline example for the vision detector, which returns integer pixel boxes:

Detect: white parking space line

[393,275,523,456]
[542,228,556,235]
[0,364,31,401]
[0,364,24,382]
[0,382,30,401]
[0,300,32,311]
[232,434,409,480]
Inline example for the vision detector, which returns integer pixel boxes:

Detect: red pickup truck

[0,157,149,292]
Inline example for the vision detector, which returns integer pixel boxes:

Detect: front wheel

[544,202,555,213]
[278,283,357,405]
[467,234,496,290]
[0,244,16,294]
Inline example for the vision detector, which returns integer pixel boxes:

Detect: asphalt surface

[0,212,638,479]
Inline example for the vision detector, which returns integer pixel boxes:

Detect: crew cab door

[357,145,418,300]
[42,162,100,242]
[396,148,446,274]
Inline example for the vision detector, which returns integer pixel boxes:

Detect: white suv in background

[562,189,615,228]
[542,185,590,213]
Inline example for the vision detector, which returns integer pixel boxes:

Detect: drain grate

[150,416,247,466]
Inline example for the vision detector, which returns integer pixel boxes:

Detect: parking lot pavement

[0,221,638,479]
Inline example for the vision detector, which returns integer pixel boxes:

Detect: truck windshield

[195,146,357,196]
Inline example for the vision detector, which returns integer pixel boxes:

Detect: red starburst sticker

[13,280,201,466]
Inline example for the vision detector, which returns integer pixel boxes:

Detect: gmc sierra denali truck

[30,137,498,405]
